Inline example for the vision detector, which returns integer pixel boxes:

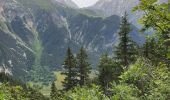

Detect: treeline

[50,0,170,100]
[0,72,49,100]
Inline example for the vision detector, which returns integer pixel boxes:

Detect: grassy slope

[31,28,43,68]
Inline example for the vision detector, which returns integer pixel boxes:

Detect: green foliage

[0,73,49,100]
[133,0,170,60]
[110,83,140,100]
[63,85,109,100]
[120,58,153,94]
[76,47,91,86]
[98,53,121,94]
[146,63,170,100]
[141,36,168,65]
[0,83,28,100]
[133,0,169,36]
[0,82,50,100]
[120,58,170,99]
[26,86,49,100]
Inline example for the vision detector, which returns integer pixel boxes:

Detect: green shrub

[120,58,170,99]
[63,85,109,100]
[110,83,140,100]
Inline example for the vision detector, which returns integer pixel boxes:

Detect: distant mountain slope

[0,0,144,80]
[90,0,138,17]
[89,0,168,27]
[90,0,168,16]
[55,0,78,8]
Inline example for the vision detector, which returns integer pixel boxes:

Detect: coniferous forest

[0,0,170,100]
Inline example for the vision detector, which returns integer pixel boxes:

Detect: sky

[72,0,99,8]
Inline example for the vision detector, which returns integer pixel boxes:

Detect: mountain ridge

[55,0,78,8]
[88,0,168,27]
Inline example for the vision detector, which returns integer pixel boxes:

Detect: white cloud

[72,0,99,8]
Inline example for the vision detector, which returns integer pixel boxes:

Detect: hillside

[0,0,143,82]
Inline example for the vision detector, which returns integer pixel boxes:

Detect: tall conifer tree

[114,12,137,69]
[76,47,91,86]
[62,47,78,91]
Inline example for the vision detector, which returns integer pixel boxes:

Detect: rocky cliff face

[0,0,35,78]
[0,0,143,81]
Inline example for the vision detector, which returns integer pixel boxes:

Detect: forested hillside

[0,0,169,100]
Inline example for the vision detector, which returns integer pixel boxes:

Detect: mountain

[90,0,138,17]
[90,0,168,16]
[89,0,168,27]
[0,0,143,81]
[88,0,141,27]
[55,0,78,8]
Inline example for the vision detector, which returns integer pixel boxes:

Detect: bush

[110,83,140,100]
[63,85,109,100]
[0,83,28,100]
[120,58,170,99]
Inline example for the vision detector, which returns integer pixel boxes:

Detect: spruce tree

[76,47,91,86]
[98,53,115,94]
[50,81,58,100]
[113,12,137,69]
[62,47,78,91]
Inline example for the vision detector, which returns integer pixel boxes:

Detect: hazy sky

[72,0,99,8]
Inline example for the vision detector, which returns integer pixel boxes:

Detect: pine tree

[50,81,58,100]
[113,12,137,69]
[98,53,115,95]
[62,47,78,91]
[76,47,91,86]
